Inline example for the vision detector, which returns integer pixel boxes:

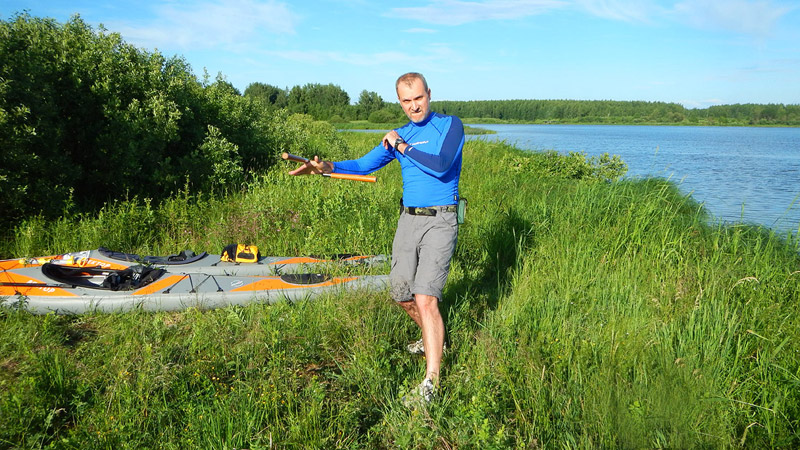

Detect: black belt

[403,205,457,216]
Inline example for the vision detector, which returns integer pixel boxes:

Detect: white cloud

[389,0,568,26]
[388,0,796,36]
[573,0,661,23]
[265,45,461,68]
[113,0,298,51]
[673,0,793,37]
[266,49,408,66]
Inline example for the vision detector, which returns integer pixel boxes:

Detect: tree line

[430,99,800,126]
[245,85,800,127]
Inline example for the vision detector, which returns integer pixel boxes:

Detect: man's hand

[382,130,405,153]
[288,155,333,176]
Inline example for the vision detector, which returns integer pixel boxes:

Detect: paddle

[282,152,376,183]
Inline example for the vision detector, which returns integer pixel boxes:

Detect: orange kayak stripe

[0,272,77,297]
[340,255,371,261]
[0,260,26,271]
[231,276,357,292]
[133,275,187,296]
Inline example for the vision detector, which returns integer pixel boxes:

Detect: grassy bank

[2,135,799,448]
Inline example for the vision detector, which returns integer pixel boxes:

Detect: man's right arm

[333,143,396,175]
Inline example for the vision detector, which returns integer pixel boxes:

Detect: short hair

[396,72,429,93]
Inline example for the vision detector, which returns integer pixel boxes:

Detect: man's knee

[398,299,416,312]
[414,294,439,313]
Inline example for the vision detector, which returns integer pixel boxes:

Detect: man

[288,72,464,404]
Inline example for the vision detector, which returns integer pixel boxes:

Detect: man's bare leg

[406,294,444,382]
[398,299,422,328]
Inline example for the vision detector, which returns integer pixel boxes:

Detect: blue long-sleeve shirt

[334,112,464,207]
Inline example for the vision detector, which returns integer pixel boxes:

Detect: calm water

[468,125,800,234]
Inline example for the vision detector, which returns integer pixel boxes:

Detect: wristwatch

[394,137,405,149]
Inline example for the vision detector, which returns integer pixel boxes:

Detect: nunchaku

[282,152,376,183]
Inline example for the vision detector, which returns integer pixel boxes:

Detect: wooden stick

[281,152,309,163]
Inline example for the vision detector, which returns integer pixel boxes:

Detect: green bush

[500,148,628,182]
[368,108,402,124]
[0,13,284,227]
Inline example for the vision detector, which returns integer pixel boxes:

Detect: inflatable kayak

[0,248,389,315]
[0,247,388,275]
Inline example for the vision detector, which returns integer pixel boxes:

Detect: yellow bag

[221,244,259,263]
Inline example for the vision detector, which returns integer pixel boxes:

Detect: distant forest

[243,82,800,127]
[431,100,800,126]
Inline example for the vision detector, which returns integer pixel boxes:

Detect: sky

[2,0,799,108]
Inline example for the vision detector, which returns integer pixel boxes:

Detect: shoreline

[336,119,800,130]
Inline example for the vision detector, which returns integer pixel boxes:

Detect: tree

[355,90,385,120]
[287,83,350,120]
[244,82,288,108]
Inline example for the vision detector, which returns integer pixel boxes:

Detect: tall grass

[1,135,799,448]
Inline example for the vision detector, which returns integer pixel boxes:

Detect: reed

[1,134,798,448]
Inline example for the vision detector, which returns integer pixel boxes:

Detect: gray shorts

[390,208,459,302]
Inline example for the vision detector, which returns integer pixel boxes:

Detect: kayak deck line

[0,248,389,275]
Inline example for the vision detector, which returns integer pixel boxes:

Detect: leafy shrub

[502,149,628,182]
[368,108,402,124]
[193,125,244,193]
[0,13,284,227]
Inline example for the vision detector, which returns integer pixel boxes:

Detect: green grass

[1,134,799,448]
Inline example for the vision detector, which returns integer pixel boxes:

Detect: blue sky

[3,0,799,108]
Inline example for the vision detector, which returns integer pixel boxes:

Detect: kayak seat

[98,247,209,265]
[42,263,166,291]
[280,273,331,285]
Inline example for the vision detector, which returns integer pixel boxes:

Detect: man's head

[396,72,431,123]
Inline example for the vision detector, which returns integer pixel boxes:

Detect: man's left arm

[403,116,464,177]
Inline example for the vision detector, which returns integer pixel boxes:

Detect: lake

[467,124,800,234]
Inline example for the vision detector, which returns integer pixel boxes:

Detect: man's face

[397,78,431,123]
